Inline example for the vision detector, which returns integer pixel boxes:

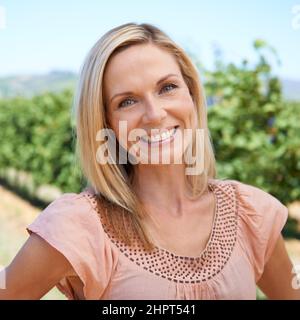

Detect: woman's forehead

[103,44,181,92]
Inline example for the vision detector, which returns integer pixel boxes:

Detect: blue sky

[0,0,299,80]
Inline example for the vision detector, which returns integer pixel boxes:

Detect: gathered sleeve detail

[231,180,289,283]
[26,192,118,299]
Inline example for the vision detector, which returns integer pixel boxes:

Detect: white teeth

[153,134,161,142]
[141,127,177,143]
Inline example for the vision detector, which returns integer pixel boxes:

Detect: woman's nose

[142,95,167,124]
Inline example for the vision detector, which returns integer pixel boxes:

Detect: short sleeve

[231,180,289,283]
[26,192,118,300]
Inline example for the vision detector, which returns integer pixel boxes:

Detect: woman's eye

[118,98,136,109]
[117,83,177,109]
[160,83,178,93]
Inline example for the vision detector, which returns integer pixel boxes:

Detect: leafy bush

[200,40,300,205]
[0,90,84,194]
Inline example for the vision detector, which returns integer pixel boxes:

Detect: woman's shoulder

[33,186,102,220]
[209,177,287,213]
[209,177,288,245]
[210,178,289,281]
[26,187,118,300]
[26,186,108,242]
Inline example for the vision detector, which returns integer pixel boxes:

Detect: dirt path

[0,184,65,300]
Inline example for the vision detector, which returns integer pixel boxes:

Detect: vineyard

[0,40,299,299]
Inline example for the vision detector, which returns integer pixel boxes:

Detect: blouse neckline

[150,182,219,260]
[82,179,238,283]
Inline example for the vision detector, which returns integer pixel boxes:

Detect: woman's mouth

[140,125,179,146]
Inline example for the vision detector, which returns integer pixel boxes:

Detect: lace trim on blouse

[82,181,238,283]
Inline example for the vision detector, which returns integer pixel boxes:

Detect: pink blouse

[26,178,288,300]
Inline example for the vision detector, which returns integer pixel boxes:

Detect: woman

[0,22,299,300]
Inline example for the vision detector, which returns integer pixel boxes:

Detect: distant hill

[0,71,77,98]
[0,71,299,101]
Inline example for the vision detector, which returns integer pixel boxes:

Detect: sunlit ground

[0,184,65,300]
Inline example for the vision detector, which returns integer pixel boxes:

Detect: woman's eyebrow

[109,73,179,103]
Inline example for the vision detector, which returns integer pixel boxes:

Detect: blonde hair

[72,22,216,251]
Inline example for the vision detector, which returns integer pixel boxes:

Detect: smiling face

[103,43,197,165]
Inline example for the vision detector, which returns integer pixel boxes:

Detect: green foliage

[203,39,300,204]
[0,90,84,193]
[0,39,299,206]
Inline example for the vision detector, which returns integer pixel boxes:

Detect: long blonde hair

[72,22,216,251]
